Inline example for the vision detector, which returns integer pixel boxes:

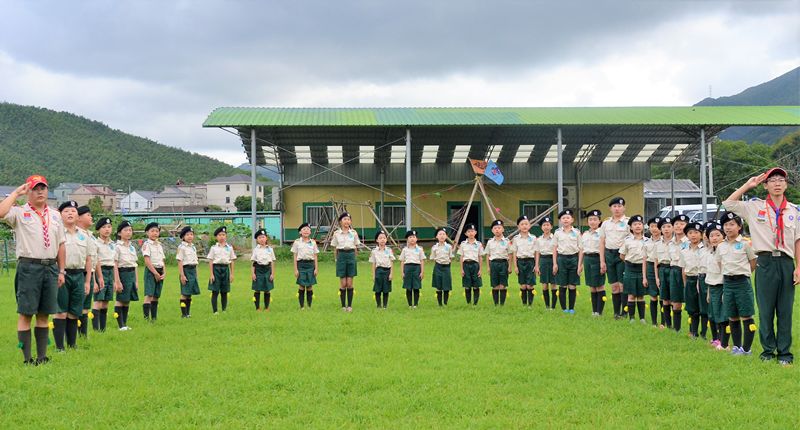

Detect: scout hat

[609,197,625,206]
[26,175,48,189]
[338,212,351,221]
[705,222,723,238]
[657,217,672,229]
[674,214,690,223]
[719,211,742,226]
[95,217,112,231]
[685,222,704,233]
[58,200,78,212]
[516,215,530,224]
[297,222,310,232]
[435,226,448,235]
[538,216,553,226]
[587,209,602,219]
[144,222,160,232]
[117,220,132,233]
[465,223,477,232]
[254,229,267,239]
[627,215,644,226]
[213,226,227,236]
[375,230,388,240]
[179,226,193,239]
[404,230,418,238]
[765,167,787,179]
[647,216,662,226]
[77,206,91,216]
[491,219,504,227]
[558,209,574,218]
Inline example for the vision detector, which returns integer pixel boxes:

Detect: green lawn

[1,261,798,428]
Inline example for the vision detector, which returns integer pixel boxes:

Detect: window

[305,205,335,228]
[134,202,139,209]
[225,197,230,204]
[380,205,406,227]
[225,185,230,192]
[522,202,551,221]
[246,185,250,191]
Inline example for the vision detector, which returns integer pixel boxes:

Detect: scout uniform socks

[18,330,32,362]
[53,318,66,350]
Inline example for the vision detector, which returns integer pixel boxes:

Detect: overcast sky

[1,0,798,166]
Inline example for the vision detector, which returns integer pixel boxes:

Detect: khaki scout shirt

[86,230,98,272]
[97,237,116,266]
[330,228,361,250]
[669,236,689,267]
[553,227,581,255]
[399,245,425,264]
[291,238,319,261]
[207,243,237,264]
[581,229,601,255]
[723,198,800,258]
[600,216,630,250]
[251,245,276,265]
[176,241,198,265]
[114,240,138,268]
[483,236,511,260]
[511,233,537,258]
[537,234,555,256]
[704,247,724,285]
[656,237,673,265]
[429,242,454,264]
[369,246,395,268]
[619,236,647,264]
[458,240,483,262]
[141,239,165,268]
[681,243,706,276]
[644,235,660,263]
[3,204,65,259]
[64,227,90,270]
[718,236,757,276]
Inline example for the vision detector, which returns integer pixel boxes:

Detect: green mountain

[0,103,240,189]
[694,67,800,144]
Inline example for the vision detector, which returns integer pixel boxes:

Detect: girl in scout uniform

[485,219,511,306]
[207,226,236,314]
[141,222,166,321]
[76,206,96,338]
[668,216,689,332]
[176,226,199,318]
[512,216,537,308]
[93,217,115,331]
[619,215,647,323]
[644,217,662,326]
[704,222,727,350]
[535,217,557,310]
[291,223,319,309]
[429,227,454,306]
[681,222,706,338]
[458,223,483,305]
[655,217,674,329]
[113,221,139,331]
[331,212,360,312]
[369,230,395,308]
[553,210,582,314]
[718,211,758,356]
[251,229,276,311]
[581,210,605,316]
[400,230,425,308]
[599,197,630,319]
[55,201,91,350]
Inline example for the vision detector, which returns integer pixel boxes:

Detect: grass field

[1,261,798,428]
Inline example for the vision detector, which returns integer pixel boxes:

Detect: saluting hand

[745,173,767,190]
[13,183,29,196]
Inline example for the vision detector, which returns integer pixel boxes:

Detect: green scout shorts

[582,254,603,288]
[669,266,684,303]
[117,268,139,302]
[605,249,625,284]
[83,275,94,310]
[698,274,709,315]
[723,276,755,319]
[708,284,724,323]
[403,264,422,290]
[57,270,86,317]
[623,264,645,296]
[539,256,555,284]
[180,265,201,296]
[658,265,671,301]
[336,250,357,278]
[144,267,165,298]
[373,266,392,293]
[432,263,453,291]
[14,260,59,315]
[645,262,659,297]
[297,260,317,287]
[490,259,509,288]
[516,258,536,286]
[95,266,116,302]
[462,260,482,288]
[684,275,701,314]
[252,263,274,292]
[557,254,579,287]
[208,264,231,293]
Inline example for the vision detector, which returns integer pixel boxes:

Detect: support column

[557,128,564,213]
[405,129,412,231]
[707,135,715,202]
[250,128,258,246]
[700,128,708,222]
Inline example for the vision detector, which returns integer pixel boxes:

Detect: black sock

[264,293,271,309]
[543,289,551,308]
[100,308,108,331]
[499,289,507,305]
[79,315,88,337]
[522,289,528,306]
[375,292,382,308]
[211,292,219,313]
[254,292,260,310]
[65,318,78,348]
[437,290,443,306]
[115,306,124,328]
[92,309,100,330]
[598,291,606,314]
[650,301,658,325]
[690,313,700,336]
[221,293,228,311]
[53,318,66,350]
[730,320,742,348]
[340,289,346,307]
[550,289,557,309]
[186,298,193,315]
[568,289,576,310]
[473,288,480,305]
[123,306,130,326]
[34,327,49,360]
[637,301,645,320]
[413,289,420,306]
[628,301,636,319]
[346,288,354,307]
[558,287,567,310]
[744,318,757,351]
[305,290,312,308]
[590,291,598,313]
[18,330,32,361]
[710,319,719,341]
[382,292,389,308]
[673,309,682,332]
[181,299,188,317]
[298,289,305,308]
[143,303,151,320]
[612,293,621,316]
[700,315,709,338]
[492,289,499,305]
[443,290,450,305]
[465,288,472,304]
[406,289,413,306]
[621,294,629,313]
[151,302,159,320]
[720,322,730,348]
[664,305,672,328]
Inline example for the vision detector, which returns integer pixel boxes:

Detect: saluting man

[0,175,67,365]
[724,167,800,365]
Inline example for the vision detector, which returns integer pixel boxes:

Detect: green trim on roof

[203,106,800,128]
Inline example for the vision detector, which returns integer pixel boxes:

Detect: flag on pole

[469,158,487,175]
[485,160,504,185]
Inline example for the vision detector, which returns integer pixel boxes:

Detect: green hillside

[0,103,240,189]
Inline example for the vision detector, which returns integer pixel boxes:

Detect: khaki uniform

[723,199,799,257]
[619,236,647,264]
[141,239,165,268]
[655,238,672,265]
[176,242,198,265]
[207,243,237,264]
[644,236,659,263]
[553,227,581,255]
[64,228,91,270]
[581,230,601,255]
[669,236,689,267]
[251,245,276,265]
[599,216,630,250]
[458,240,483,262]
[114,241,138,268]
[291,238,319,260]
[369,246,395,268]
[399,245,426,265]
[704,248,723,285]
[429,243,454,264]
[483,237,511,260]
[718,236,756,276]
[681,243,706,276]
[511,234,537,258]
[3,204,65,259]
[536,234,555,256]
[330,228,361,250]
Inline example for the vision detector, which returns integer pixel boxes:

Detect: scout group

[3,168,798,367]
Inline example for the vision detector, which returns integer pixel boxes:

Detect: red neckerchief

[27,203,51,249]
[766,195,786,247]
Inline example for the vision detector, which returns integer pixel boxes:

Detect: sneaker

[715,344,725,351]
[35,356,50,365]
[659,324,665,329]
[710,340,721,348]
[640,319,647,324]
[569,310,576,314]
[731,346,744,356]
[119,327,127,331]
[629,319,636,324]
[413,306,417,309]
[562,309,569,314]
[346,307,353,312]
[23,358,36,366]
[742,349,753,356]
[778,360,793,366]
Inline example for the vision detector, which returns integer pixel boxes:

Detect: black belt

[18,257,57,266]
[583,253,599,257]
[213,264,230,268]
[435,263,451,267]
[490,259,509,262]
[686,275,699,279]
[404,263,420,266]
[607,248,620,254]
[724,274,749,281]
[517,257,535,261]
[559,253,577,257]
[183,264,197,269]
[659,263,671,268]
[253,262,271,268]
[338,249,355,253]
[297,259,315,262]
[65,268,85,275]
[757,251,791,259]
[625,261,642,269]
[101,265,115,270]
[463,260,479,264]
[118,267,135,273]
